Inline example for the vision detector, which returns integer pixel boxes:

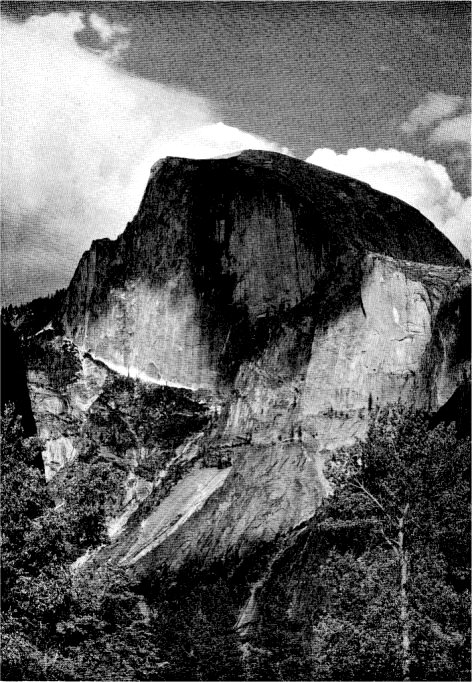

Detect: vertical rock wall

[56,151,468,573]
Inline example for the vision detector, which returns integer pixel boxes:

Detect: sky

[1,1,470,304]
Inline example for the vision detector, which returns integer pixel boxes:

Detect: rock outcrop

[27,341,211,540]
[51,151,469,573]
[28,346,111,480]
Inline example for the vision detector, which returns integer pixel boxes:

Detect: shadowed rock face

[430,380,471,438]
[61,151,464,390]
[56,151,469,573]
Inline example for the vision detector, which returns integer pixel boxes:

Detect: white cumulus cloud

[88,12,131,60]
[429,113,471,145]
[152,121,291,160]
[88,12,129,43]
[306,147,470,260]
[1,12,290,303]
[400,92,464,135]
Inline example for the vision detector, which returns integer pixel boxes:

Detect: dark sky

[6,1,470,158]
[121,1,469,159]
[2,2,470,303]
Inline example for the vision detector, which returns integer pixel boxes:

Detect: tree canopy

[251,406,471,681]
[1,402,470,680]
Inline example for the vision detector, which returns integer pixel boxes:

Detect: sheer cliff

[61,150,463,389]
[51,150,469,574]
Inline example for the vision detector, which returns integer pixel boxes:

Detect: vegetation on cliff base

[2,288,66,338]
[250,406,470,681]
[1,407,155,681]
[1,403,470,681]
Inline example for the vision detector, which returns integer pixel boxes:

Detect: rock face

[28,347,111,480]
[107,255,469,575]
[56,151,469,573]
[27,341,211,541]
[61,151,463,390]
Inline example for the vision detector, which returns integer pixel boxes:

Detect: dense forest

[1,399,470,681]
[2,289,66,339]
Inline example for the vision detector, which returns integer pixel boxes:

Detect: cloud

[401,92,464,135]
[429,113,471,145]
[306,147,471,259]
[88,12,128,43]
[1,12,289,304]
[88,12,130,60]
[148,121,292,162]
